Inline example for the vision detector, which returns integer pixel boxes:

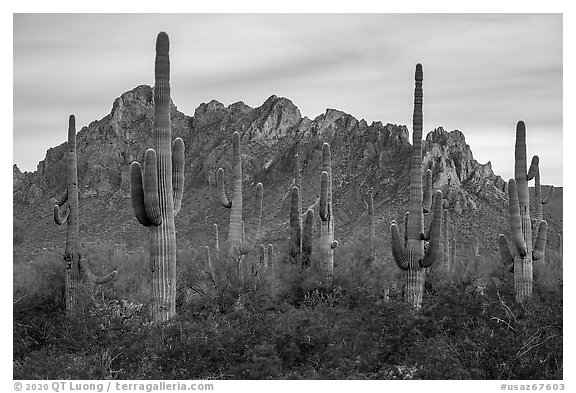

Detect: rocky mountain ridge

[13,85,560,261]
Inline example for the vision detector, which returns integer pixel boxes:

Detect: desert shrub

[13,237,562,380]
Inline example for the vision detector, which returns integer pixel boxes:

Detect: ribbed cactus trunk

[319,143,338,285]
[289,186,302,262]
[151,33,176,321]
[390,64,442,309]
[64,115,81,312]
[53,115,117,314]
[498,121,548,303]
[216,132,263,260]
[129,32,185,322]
[228,133,244,250]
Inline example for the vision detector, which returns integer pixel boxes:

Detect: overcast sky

[13,13,563,185]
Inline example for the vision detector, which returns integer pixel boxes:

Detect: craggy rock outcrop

[14,86,506,226]
[423,127,507,213]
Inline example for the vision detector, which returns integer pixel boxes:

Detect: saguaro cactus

[216,131,263,258]
[289,186,314,267]
[389,64,443,309]
[129,32,185,322]
[367,188,376,264]
[498,121,548,302]
[53,115,117,314]
[319,143,339,285]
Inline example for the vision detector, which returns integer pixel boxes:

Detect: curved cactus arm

[143,149,162,226]
[507,179,527,257]
[390,221,408,270]
[79,257,117,285]
[527,155,539,181]
[53,190,68,207]
[172,137,185,216]
[319,171,329,221]
[421,190,443,268]
[53,204,70,225]
[422,169,432,213]
[216,168,232,208]
[498,234,515,272]
[130,162,153,227]
[542,185,554,205]
[532,220,548,261]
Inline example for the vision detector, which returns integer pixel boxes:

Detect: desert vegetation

[13,32,562,380]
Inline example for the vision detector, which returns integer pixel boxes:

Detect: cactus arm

[391,221,408,270]
[53,190,68,207]
[143,149,162,226]
[507,179,527,257]
[527,155,539,181]
[498,234,515,272]
[319,171,329,221]
[289,186,302,259]
[130,162,153,226]
[216,168,232,208]
[172,137,185,216]
[53,204,70,225]
[532,220,548,261]
[422,169,432,213]
[421,190,443,268]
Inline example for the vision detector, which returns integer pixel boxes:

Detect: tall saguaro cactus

[319,143,338,285]
[389,64,443,309]
[129,32,185,322]
[498,121,548,302]
[216,131,263,257]
[53,115,117,314]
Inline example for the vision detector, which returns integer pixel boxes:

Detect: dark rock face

[13,86,504,217]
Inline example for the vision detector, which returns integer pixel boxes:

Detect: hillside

[13,85,563,266]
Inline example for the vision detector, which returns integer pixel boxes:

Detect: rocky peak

[423,127,506,213]
[245,95,302,143]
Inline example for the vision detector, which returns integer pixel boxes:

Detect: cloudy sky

[13,13,563,185]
